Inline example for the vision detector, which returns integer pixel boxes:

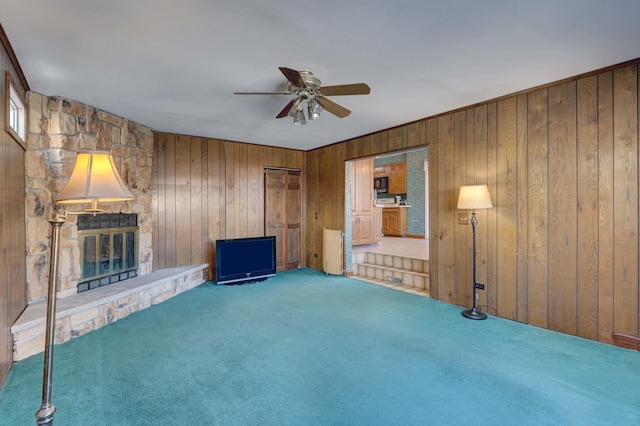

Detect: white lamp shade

[457,184,493,210]
[56,151,135,204]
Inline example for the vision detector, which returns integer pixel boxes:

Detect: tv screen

[215,236,277,285]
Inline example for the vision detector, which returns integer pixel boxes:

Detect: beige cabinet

[381,207,407,237]
[388,162,407,194]
[374,207,382,241]
[351,158,375,245]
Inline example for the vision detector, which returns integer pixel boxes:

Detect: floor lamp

[35,152,134,425]
[457,184,493,320]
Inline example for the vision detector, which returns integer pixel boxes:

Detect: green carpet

[1,268,639,425]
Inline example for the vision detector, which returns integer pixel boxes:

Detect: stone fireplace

[25,92,154,301]
[12,92,208,362]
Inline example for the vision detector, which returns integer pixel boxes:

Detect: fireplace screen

[77,213,138,293]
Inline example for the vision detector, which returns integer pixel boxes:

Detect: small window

[5,71,26,148]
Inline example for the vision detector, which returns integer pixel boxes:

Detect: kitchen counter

[375,204,411,208]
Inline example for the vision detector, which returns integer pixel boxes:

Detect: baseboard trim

[612,332,640,351]
[406,234,426,239]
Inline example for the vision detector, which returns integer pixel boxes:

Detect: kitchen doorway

[345,147,429,275]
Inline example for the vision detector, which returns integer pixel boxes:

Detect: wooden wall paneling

[199,138,210,278]
[316,148,327,269]
[464,108,476,307]
[485,102,499,315]
[151,134,159,270]
[304,150,318,269]
[238,143,249,239]
[224,142,237,238]
[439,114,455,303]
[453,111,468,307]
[612,66,639,336]
[9,134,25,327]
[597,72,615,343]
[388,127,403,152]
[361,135,372,157]
[207,138,225,278]
[164,134,177,267]
[154,135,166,269]
[0,41,21,384]
[347,136,361,160]
[268,147,285,167]
[474,105,490,314]
[249,145,266,237]
[378,130,390,154]
[548,81,578,335]
[189,137,203,268]
[175,135,192,266]
[407,122,421,148]
[515,94,529,323]
[369,132,382,156]
[496,97,518,320]
[426,118,439,299]
[576,76,600,340]
[526,88,549,328]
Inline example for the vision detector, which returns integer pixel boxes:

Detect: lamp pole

[35,214,66,425]
[461,211,487,320]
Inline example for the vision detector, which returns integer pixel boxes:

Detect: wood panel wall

[307,61,640,345]
[152,133,305,279]
[0,26,28,387]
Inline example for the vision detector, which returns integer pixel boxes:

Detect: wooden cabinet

[351,158,375,245]
[381,207,407,237]
[374,207,382,241]
[388,162,407,194]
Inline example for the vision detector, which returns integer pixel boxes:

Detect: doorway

[264,168,301,271]
[345,147,429,273]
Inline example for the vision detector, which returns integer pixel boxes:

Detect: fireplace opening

[77,213,139,293]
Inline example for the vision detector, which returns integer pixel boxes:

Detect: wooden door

[351,158,375,245]
[265,169,301,272]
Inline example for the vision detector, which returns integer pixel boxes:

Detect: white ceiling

[2,0,640,151]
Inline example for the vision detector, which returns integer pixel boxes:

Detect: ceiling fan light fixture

[293,104,306,125]
[307,98,322,119]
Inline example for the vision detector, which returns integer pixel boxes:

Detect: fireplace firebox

[77,213,139,293]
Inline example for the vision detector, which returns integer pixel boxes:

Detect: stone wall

[25,92,154,301]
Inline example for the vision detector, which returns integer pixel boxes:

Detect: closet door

[265,169,301,271]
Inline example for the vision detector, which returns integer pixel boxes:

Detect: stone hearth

[11,264,207,361]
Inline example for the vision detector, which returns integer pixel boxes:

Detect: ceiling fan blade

[319,83,370,96]
[318,97,351,118]
[233,92,291,95]
[279,67,306,88]
[276,99,297,119]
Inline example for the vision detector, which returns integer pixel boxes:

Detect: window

[5,71,26,148]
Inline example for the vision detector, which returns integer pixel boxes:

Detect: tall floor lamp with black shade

[35,151,134,425]
[457,184,493,320]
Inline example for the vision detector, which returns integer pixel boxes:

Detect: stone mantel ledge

[12,264,208,361]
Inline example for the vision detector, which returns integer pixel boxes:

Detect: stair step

[354,262,430,290]
[353,276,431,298]
[353,252,429,274]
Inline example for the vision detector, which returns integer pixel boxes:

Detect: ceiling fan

[233,67,370,125]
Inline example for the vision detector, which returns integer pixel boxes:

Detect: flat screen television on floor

[215,236,277,285]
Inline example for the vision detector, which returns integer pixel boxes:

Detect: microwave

[374,176,388,193]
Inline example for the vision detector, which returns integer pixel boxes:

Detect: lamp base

[461,308,487,320]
